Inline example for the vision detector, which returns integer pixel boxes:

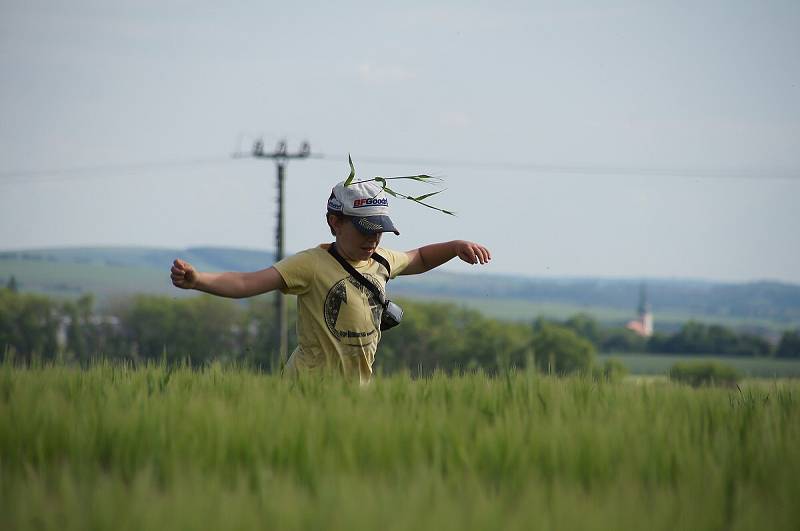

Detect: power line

[313,154,800,181]
[0,157,238,184]
[1,153,798,184]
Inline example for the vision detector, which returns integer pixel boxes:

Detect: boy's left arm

[401,240,491,275]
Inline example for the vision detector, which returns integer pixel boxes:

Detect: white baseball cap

[326,180,400,235]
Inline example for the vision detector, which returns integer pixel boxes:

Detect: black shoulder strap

[327,243,385,304]
[371,252,391,278]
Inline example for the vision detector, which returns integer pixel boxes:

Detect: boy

[170,179,491,382]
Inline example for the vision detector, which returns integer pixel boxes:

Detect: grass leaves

[2,363,799,530]
[344,154,356,187]
[344,154,455,215]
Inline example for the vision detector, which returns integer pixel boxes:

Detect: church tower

[637,283,653,336]
[626,283,654,337]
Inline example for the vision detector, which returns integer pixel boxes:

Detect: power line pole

[236,138,311,370]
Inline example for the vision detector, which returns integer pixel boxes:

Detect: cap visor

[351,215,400,235]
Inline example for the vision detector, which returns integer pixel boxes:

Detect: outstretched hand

[170,259,198,289]
[455,241,491,265]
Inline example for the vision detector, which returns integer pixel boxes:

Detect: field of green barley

[1,362,799,530]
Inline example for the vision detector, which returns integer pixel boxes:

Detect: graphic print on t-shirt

[323,273,384,346]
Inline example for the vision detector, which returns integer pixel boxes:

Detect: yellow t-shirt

[273,243,410,383]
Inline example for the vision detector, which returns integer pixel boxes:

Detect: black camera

[380,300,403,331]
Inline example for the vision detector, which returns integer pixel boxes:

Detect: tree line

[558,313,796,357]
[1,287,798,375]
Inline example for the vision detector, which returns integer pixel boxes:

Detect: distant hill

[0,246,276,304]
[0,247,276,273]
[1,246,799,333]
[392,272,800,324]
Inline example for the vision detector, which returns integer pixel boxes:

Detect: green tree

[62,295,92,361]
[241,296,298,369]
[377,300,533,375]
[776,330,800,359]
[531,322,595,374]
[62,294,128,363]
[600,327,647,352]
[118,295,242,363]
[0,289,59,360]
[5,275,18,293]
[564,313,601,344]
[377,300,475,374]
[648,320,772,357]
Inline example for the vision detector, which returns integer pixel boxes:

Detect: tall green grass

[1,361,798,530]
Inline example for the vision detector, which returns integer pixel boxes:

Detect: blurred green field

[598,352,800,378]
[1,363,798,530]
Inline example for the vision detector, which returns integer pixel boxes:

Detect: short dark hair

[325,211,346,236]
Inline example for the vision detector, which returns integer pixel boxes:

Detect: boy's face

[330,215,382,261]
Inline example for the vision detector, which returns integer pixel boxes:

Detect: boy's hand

[455,241,491,265]
[171,259,198,289]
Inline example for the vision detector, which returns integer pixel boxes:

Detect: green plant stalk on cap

[343,154,456,216]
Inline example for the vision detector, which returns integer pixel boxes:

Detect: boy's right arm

[170,259,286,299]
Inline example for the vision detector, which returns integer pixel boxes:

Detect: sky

[1,0,799,283]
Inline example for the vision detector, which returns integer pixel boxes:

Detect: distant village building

[625,283,653,337]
